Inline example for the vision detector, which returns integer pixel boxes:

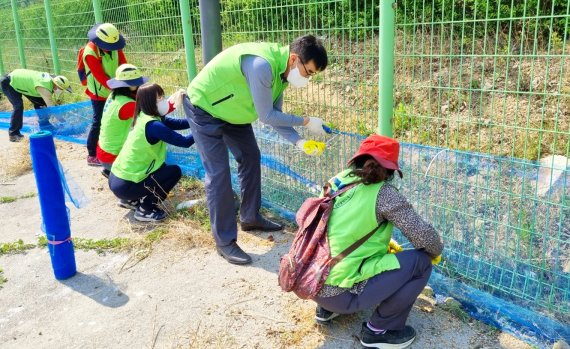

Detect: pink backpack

[278,182,380,299]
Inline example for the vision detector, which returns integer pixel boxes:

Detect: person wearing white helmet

[0,68,72,142]
[97,64,148,181]
[81,22,127,166]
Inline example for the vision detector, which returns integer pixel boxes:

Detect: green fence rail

[0,0,568,338]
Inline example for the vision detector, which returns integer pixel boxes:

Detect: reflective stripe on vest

[188,42,289,124]
[82,42,119,99]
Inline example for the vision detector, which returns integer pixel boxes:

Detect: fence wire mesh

[393,0,569,323]
[0,0,20,74]
[0,0,568,336]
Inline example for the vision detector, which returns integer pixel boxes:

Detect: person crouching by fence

[308,135,443,348]
[96,64,148,180]
[108,83,194,222]
[1,69,71,142]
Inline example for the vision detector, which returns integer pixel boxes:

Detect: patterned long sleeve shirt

[318,183,443,297]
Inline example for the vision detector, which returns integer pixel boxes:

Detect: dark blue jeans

[109,164,182,211]
[183,96,261,247]
[313,250,433,330]
[1,74,49,136]
[86,99,106,156]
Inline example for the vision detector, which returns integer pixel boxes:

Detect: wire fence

[0,0,568,341]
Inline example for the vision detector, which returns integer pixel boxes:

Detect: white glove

[296,139,326,156]
[168,89,187,111]
[305,117,327,137]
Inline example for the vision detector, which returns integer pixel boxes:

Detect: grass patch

[440,297,471,323]
[0,192,36,204]
[0,196,16,204]
[174,201,211,231]
[0,268,6,288]
[0,239,36,255]
[38,235,134,254]
[0,139,32,179]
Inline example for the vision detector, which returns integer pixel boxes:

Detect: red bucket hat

[349,134,403,178]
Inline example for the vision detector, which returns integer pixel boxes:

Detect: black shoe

[118,199,139,210]
[360,323,416,349]
[9,134,24,142]
[315,305,339,324]
[216,241,252,265]
[134,206,167,222]
[240,216,283,232]
[101,169,110,178]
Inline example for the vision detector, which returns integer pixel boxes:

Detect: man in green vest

[0,69,71,142]
[183,34,329,265]
[82,22,127,166]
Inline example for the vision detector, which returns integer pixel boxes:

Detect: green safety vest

[324,169,400,288]
[8,69,54,97]
[82,43,119,99]
[99,93,135,156]
[111,113,167,183]
[188,42,289,124]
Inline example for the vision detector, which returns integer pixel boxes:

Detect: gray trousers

[183,96,261,246]
[314,250,433,330]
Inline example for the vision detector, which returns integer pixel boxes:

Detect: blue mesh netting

[1,102,568,346]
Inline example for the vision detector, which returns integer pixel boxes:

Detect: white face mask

[157,99,169,116]
[287,65,310,88]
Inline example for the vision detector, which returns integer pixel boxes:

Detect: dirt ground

[0,130,539,349]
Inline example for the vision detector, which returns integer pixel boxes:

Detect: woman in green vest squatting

[309,135,443,349]
[97,64,148,182]
[81,23,128,166]
[109,83,194,222]
[0,69,71,142]
[183,34,329,265]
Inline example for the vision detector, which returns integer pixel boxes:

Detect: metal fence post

[92,0,103,23]
[10,0,26,68]
[378,0,396,137]
[44,0,60,75]
[198,0,222,65]
[0,43,5,75]
[179,0,197,82]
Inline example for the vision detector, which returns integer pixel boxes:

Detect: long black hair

[133,83,164,125]
[348,155,395,184]
[110,86,136,100]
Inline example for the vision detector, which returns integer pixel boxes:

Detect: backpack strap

[322,179,379,267]
[324,180,361,199]
[329,223,382,268]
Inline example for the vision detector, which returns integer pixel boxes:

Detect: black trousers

[313,250,433,330]
[86,99,106,156]
[109,164,182,211]
[1,74,48,136]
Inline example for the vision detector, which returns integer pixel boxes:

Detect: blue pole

[29,131,76,280]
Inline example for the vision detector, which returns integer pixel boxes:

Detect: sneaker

[101,169,110,178]
[118,199,139,210]
[360,323,416,349]
[134,206,167,222]
[87,156,102,167]
[315,305,339,324]
[9,134,24,142]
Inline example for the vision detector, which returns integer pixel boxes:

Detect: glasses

[297,56,317,78]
